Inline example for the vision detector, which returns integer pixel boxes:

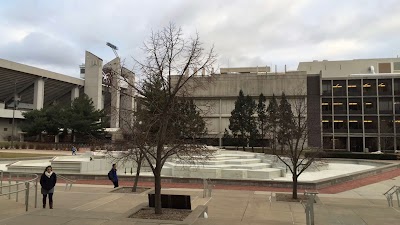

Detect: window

[349,116,362,133]
[394,62,400,71]
[332,80,346,96]
[348,79,361,96]
[322,80,332,96]
[322,98,332,114]
[378,63,391,73]
[364,116,378,133]
[348,98,362,114]
[378,79,392,96]
[394,79,400,95]
[333,98,347,114]
[363,79,376,96]
[380,116,394,134]
[322,116,332,133]
[364,97,377,114]
[379,98,393,114]
[3,128,7,131]
[334,116,347,133]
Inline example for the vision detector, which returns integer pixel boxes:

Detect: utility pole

[11,80,17,149]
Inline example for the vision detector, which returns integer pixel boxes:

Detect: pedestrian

[40,165,57,209]
[71,146,77,155]
[108,163,119,188]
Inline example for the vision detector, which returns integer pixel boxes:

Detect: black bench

[148,193,191,210]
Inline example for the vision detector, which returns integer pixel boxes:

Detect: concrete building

[299,58,400,152]
[186,68,321,148]
[0,51,135,142]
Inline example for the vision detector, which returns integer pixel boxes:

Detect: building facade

[299,58,400,152]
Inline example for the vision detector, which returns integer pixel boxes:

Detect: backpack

[108,170,113,180]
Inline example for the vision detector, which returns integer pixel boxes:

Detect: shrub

[21,143,27,149]
[3,142,10,149]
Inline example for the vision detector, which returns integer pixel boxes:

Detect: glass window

[381,137,394,151]
[322,116,332,133]
[365,137,378,152]
[395,97,400,114]
[349,116,362,133]
[323,136,333,149]
[396,116,400,133]
[333,98,347,114]
[394,79,400,95]
[322,98,332,114]
[364,97,377,114]
[350,137,363,152]
[322,80,332,96]
[332,80,346,96]
[378,79,392,96]
[348,79,361,96]
[364,116,378,133]
[379,97,393,114]
[348,98,362,114]
[334,116,347,133]
[380,116,394,134]
[334,137,348,150]
[363,79,377,96]
[393,62,400,71]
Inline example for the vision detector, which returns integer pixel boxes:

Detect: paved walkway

[0,176,399,224]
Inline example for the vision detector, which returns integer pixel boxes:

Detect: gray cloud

[0,0,400,75]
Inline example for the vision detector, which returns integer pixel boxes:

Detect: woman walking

[40,166,57,209]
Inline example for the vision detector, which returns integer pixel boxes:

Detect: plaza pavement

[0,176,399,225]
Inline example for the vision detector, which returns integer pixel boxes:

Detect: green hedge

[306,151,399,160]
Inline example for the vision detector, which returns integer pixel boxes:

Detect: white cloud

[0,0,400,75]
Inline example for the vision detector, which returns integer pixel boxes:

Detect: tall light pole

[106,42,119,58]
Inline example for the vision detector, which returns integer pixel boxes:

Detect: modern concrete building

[0,51,135,142]
[299,58,400,152]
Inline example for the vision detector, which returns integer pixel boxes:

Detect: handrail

[383,185,400,207]
[0,170,39,211]
[57,174,76,191]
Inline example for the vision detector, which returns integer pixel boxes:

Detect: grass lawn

[0,152,56,158]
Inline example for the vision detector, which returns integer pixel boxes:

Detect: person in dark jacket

[40,166,57,209]
[108,164,118,188]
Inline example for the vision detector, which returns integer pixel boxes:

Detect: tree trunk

[154,170,162,214]
[132,163,142,192]
[292,172,298,199]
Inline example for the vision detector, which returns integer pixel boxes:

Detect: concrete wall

[184,72,308,140]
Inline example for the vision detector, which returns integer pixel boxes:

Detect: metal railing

[0,170,39,211]
[202,178,214,198]
[57,174,75,191]
[301,190,319,225]
[383,185,400,207]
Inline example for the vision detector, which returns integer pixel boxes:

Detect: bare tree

[106,23,216,214]
[273,90,321,199]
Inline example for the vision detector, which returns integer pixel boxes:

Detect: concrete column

[120,71,135,132]
[106,57,121,128]
[84,51,103,110]
[33,78,44,110]
[71,86,79,101]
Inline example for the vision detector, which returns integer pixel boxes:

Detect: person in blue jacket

[108,164,119,188]
[40,166,57,209]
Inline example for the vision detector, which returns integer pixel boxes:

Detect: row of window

[323,136,398,152]
[322,97,400,114]
[322,79,400,96]
[322,116,398,133]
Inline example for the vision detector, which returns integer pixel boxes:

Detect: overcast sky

[1,0,400,77]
